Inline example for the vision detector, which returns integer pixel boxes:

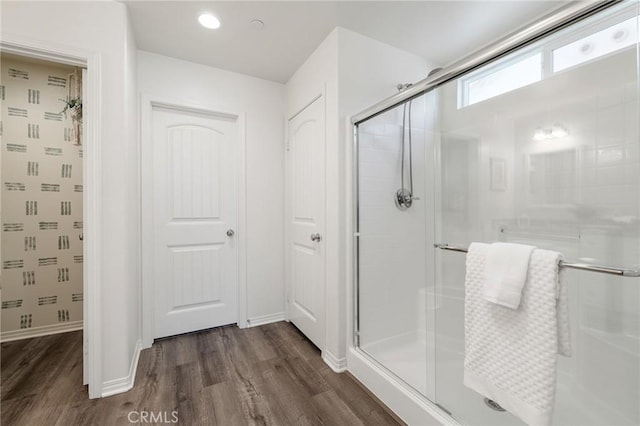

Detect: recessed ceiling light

[198,13,221,30]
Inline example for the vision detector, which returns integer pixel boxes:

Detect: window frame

[457,5,639,109]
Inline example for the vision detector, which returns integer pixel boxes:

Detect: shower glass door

[434,2,639,424]
[356,94,436,400]
[356,1,639,425]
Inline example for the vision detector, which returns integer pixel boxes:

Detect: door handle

[79,233,83,241]
[310,233,321,242]
[226,229,235,237]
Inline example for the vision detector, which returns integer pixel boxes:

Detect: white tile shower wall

[339,28,433,362]
[358,99,427,345]
[1,56,83,336]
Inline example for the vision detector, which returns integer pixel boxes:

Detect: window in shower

[459,10,639,109]
[459,52,543,107]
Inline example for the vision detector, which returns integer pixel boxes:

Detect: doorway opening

[0,40,101,398]
[1,50,85,374]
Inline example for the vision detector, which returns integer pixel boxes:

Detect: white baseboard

[0,321,83,343]
[322,350,347,373]
[246,312,285,328]
[101,339,142,397]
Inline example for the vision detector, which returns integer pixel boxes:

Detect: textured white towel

[484,242,536,309]
[464,242,571,426]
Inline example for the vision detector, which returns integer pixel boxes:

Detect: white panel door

[287,96,325,348]
[152,107,237,339]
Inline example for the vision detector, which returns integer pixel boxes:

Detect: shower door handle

[310,233,322,242]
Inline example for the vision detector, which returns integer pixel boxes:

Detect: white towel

[484,242,536,309]
[464,242,571,426]
[556,267,572,357]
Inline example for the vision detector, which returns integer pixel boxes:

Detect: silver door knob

[226,229,235,237]
[310,233,321,242]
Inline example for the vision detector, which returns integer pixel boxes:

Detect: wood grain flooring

[1,321,403,426]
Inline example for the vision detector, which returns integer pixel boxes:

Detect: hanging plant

[60,67,83,145]
[60,96,82,123]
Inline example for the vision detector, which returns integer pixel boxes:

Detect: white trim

[246,312,285,328]
[236,112,248,329]
[322,350,347,373]
[1,321,83,343]
[84,50,103,401]
[0,39,87,67]
[284,115,291,319]
[347,348,459,426]
[101,339,142,398]
[140,93,154,349]
[140,94,248,346]
[0,34,103,400]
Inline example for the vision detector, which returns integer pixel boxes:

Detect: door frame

[284,89,327,349]
[140,95,247,347]
[0,36,103,398]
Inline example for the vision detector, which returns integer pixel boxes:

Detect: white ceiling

[125,1,569,84]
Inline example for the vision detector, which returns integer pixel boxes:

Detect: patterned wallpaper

[1,55,83,338]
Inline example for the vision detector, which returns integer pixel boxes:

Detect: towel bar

[434,243,640,277]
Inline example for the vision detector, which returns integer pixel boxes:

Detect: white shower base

[357,330,634,425]
[360,330,428,396]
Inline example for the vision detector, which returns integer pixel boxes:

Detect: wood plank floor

[1,321,403,426]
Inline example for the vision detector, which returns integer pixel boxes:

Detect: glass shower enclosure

[354,2,639,424]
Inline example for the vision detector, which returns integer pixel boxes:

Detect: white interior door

[152,106,238,339]
[287,96,325,349]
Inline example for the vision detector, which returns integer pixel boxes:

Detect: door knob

[226,229,235,237]
[79,233,83,241]
[310,233,321,242]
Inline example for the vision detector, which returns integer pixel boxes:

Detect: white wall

[137,51,286,324]
[1,1,140,392]
[286,30,339,117]
[286,26,433,367]
[337,27,435,362]
[125,8,140,376]
[285,29,340,366]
